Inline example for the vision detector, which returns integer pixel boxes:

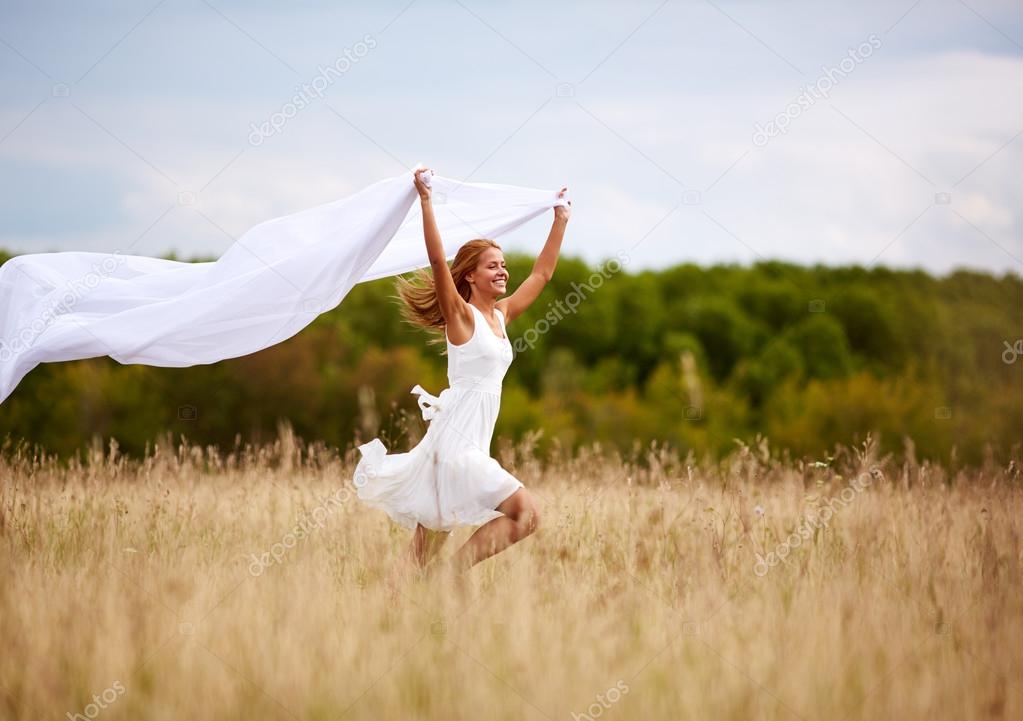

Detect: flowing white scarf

[0,170,567,405]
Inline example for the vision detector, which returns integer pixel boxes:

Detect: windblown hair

[393,239,502,353]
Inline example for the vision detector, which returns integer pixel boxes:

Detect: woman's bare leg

[407,523,450,569]
[388,524,449,594]
[448,489,541,572]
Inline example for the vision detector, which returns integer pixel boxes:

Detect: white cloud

[1,2,1021,277]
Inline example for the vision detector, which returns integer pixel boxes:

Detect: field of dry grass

[1,427,1021,721]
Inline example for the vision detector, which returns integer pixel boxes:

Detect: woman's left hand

[554,186,571,223]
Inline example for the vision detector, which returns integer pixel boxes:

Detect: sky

[1,0,1022,277]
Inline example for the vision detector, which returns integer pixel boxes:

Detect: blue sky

[1,0,1022,276]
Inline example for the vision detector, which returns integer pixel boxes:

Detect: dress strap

[471,303,506,339]
[447,305,479,348]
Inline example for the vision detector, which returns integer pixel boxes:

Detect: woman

[354,167,571,581]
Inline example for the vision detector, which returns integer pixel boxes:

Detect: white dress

[353,303,523,532]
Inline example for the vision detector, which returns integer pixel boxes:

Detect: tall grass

[1,426,1020,720]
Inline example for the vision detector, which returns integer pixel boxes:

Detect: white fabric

[354,303,522,531]
[0,170,567,405]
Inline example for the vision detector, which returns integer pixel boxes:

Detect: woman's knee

[498,489,541,538]
[512,497,540,538]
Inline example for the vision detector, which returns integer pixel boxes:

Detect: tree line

[2,247,1020,466]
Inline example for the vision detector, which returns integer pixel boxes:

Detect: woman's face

[472,248,508,296]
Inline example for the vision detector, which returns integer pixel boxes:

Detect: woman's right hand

[554,186,571,223]
[413,168,433,202]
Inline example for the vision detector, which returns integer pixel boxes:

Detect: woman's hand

[414,168,433,202]
[554,186,571,223]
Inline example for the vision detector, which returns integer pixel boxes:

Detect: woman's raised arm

[498,187,571,324]
[414,168,470,330]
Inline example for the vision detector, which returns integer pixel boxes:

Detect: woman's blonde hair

[393,239,502,352]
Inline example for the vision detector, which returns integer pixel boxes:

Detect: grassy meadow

[1,427,1020,720]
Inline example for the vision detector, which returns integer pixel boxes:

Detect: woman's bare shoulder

[496,299,519,325]
[445,300,476,345]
